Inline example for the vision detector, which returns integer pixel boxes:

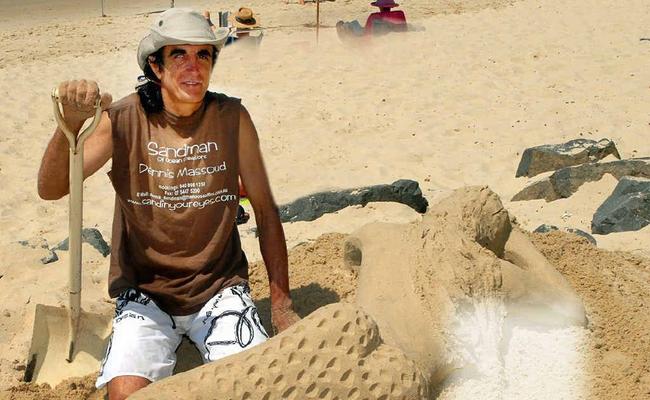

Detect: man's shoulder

[107,93,141,114]
[205,91,242,111]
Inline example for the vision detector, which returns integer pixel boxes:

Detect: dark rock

[40,250,59,264]
[592,176,650,234]
[52,227,111,257]
[511,179,556,202]
[533,224,559,234]
[17,238,59,264]
[343,237,363,272]
[18,238,49,249]
[516,138,620,178]
[563,229,597,245]
[533,224,597,245]
[512,158,650,201]
[279,179,428,223]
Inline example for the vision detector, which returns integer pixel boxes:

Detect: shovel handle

[51,87,102,362]
[51,88,103,154]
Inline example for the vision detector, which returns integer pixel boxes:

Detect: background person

[365,0,407,35]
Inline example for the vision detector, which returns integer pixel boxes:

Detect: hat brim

[137,27,229,70]
[229,15,260,29]
[233,21,260,29]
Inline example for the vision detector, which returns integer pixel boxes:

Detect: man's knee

[107,375,151,400]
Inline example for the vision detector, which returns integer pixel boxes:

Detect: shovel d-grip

[51,88,102,362]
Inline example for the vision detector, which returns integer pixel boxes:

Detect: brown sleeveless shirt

[107,92,247,315]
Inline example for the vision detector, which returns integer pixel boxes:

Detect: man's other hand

[271,305,301,334]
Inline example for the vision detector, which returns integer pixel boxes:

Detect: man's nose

[183,55,201,70]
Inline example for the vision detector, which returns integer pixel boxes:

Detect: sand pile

[531,232,650,399]
[0,375,103,400]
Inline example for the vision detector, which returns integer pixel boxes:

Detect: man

[37,8,299,400]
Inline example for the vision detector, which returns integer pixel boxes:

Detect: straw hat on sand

[230,7,260,30]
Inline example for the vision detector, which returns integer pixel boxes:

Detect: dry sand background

[0,0,649,398]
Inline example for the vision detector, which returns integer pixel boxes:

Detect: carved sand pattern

[130,303,429,400]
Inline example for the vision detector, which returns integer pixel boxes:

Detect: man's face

[151,44,215,109]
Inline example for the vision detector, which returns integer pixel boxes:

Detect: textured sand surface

[131,303,428,400]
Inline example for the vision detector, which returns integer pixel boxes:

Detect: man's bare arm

[238,105,299,333]
[37,80,113,200]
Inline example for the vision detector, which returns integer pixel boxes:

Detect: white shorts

[95,283,268,388]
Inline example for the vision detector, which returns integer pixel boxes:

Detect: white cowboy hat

[137,8,229,70]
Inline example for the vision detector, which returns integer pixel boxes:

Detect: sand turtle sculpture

[131,186,585,399]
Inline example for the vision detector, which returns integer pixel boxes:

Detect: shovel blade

[25,304,112,386]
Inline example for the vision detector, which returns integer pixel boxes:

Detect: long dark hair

[136,46,219,114]
[136,49,165,114]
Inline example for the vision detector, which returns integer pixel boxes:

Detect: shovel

[24,89,112,385]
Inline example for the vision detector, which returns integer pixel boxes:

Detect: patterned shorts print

[95,283,268,388]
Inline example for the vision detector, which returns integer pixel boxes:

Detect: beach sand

[0,0,648,398]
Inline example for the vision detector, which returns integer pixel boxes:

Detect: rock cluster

[513,138,649,235]
[19,227,111,264]
[512,158,650,202]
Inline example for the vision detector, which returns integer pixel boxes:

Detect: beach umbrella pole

[316,0,320,42]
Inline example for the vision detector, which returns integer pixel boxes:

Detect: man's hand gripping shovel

[24,89,112,386]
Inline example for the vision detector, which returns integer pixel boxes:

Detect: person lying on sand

[364,0,407,34]
[37,8,299,400]
[336,0,407,40]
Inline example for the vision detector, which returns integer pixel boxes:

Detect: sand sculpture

[351,186,587,392]
[130,303,429,399]
[131,186,585,399]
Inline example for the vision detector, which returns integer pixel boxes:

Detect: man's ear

[149,57,163,80]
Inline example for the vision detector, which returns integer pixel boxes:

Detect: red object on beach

[239,181,248,198]
[364,10,407,34]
